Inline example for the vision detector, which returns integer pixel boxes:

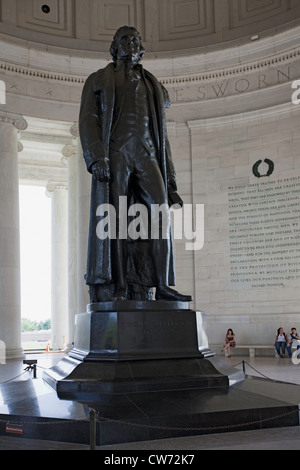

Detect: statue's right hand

[91,159,110,182]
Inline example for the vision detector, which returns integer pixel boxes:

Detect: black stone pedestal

[44,301,243,396]
[39,301,300,446]
[43,301,242,401]
[42,301,250,445]
[71,300,213,361]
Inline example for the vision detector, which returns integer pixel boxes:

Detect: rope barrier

[229,359,274,380]
[241,360,278,381]
[93,408,299,433]
[0,370,30,384]
[0,417,89,426]
[0,358,299,449]
[233,359,299,382]
[0,363,53,384]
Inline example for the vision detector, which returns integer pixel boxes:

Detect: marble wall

[185,106,300,348]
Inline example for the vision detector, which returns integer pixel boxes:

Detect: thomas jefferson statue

[79,26,192,303]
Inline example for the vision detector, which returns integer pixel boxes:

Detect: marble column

[46,183,68,350]
[0,113,27,360]
[62,123,79,349]
[77,133,91,313]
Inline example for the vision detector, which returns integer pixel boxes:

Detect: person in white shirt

[274,327,287,358]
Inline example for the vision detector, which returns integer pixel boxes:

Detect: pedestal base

[2,372,299,447]
[70,301,213,362]
[43,301,244,401]
[43,354,246,401]
[38,302,299,446]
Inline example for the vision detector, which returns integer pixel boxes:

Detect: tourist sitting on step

[287,328,300,358]
[274,327,287,358]
[221,329,236,358]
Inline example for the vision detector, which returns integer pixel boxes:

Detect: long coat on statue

[79,62,176,292]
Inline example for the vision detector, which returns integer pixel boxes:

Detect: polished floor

[0,352,300,450]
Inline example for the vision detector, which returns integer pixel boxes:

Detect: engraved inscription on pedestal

[70,302,210,361]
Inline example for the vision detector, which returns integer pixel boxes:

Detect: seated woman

[274,327,287,358]
[222,329,236,357]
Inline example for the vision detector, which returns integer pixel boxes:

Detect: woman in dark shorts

[222,329,236,357]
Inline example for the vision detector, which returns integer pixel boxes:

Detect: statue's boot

[151,238,193,302]
[112,288,128,301]
[155,285,193,302]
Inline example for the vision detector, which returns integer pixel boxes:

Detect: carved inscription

[228,176,300,289]
[167,64,300,103]
[120,319,194,336]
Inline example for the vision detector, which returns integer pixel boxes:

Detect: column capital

[46,182,68,197]
[70,122,79,138]
[0,111,28,131]
[62,144,77,158]
[61,143,77,166]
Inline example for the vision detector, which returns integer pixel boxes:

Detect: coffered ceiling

[1,0,300,54]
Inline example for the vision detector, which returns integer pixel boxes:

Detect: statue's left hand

[91,159,110,182]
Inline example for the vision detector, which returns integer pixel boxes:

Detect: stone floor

[0,352,300,450]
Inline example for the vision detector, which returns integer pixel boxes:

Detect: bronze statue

[79,26,192,303]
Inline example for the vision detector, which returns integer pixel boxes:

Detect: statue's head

[109,26,145,64]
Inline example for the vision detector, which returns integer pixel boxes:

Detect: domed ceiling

[1,0,300,54]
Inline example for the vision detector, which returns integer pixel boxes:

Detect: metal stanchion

[90,408,97,450]
[23,360,37,378]
[242,360,246,374]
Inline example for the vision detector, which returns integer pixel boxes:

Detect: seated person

[274,327,286,358]
[221,329,236,358]
[286,327,300,358]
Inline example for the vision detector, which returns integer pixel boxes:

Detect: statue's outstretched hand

[92,159,110,182]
